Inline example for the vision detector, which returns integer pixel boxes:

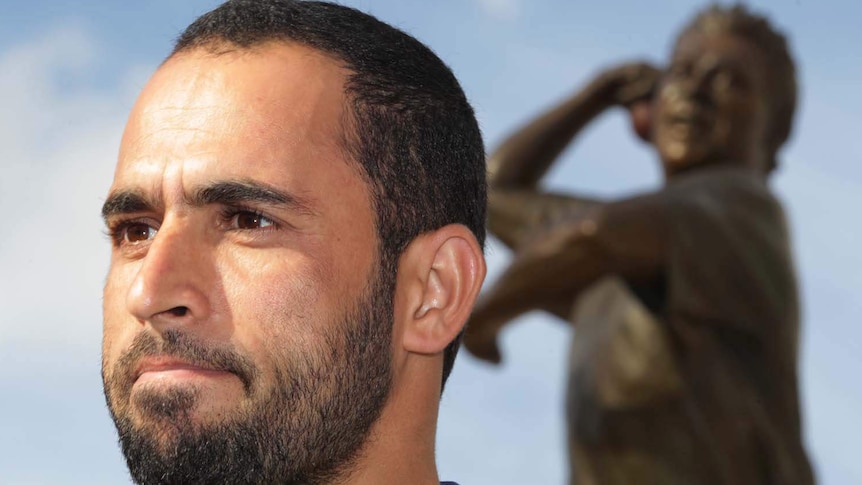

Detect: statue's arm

[488,63,661,190]
[465,193,668,363]
[488,189,601,251]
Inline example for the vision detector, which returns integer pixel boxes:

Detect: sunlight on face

[101,43,391,483]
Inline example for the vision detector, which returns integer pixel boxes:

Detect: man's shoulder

[440,482,460,485]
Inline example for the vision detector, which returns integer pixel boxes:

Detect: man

[100,1,486,484]
[465,5,815,485]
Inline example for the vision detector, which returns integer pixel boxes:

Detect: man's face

[652,31,771,175]
[102,43,392,484]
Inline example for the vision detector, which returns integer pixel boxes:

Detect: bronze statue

[465,5,816,484]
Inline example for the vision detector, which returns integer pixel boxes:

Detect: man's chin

[128,372,248,422]
[120,388,203,451]
[114,407,265,485]
[131,384,199,419]
[120,391,243,458]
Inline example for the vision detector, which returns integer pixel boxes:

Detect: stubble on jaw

[101,262,395,485]
[102,329,258,427]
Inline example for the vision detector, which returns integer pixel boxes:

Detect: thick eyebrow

[189,180,317,216]
[101,180,317,224]
[101,190,156,222]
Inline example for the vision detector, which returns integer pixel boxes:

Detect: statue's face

[653,32,771,176]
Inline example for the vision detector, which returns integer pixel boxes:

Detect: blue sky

[0,1,860,484]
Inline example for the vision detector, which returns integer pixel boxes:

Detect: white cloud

[0,25,151,358]
[474,0,521,21]
[0,24,155,484]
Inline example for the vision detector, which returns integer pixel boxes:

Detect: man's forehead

[112,42,362,216]
[114,41,354,184]
[130,43,348,132]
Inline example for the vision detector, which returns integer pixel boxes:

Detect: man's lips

[134,357,232,383]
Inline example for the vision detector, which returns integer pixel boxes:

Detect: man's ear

[397,224,486,355]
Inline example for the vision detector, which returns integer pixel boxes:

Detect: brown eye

[233,211,275,230]
[124,222,157,243]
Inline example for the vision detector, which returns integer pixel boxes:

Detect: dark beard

[104,263,394,485]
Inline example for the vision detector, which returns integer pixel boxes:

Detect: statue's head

[652,5,797,177]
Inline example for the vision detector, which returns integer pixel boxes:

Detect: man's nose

[126,220,213,329]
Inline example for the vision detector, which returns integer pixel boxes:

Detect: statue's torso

[566,169,814,485]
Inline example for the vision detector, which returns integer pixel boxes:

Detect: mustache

[116,329,258,393]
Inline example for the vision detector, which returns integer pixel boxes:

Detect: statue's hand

[464,308,504,365]
[596,61,662,107]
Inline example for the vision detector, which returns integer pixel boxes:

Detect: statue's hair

[678,4,797,172]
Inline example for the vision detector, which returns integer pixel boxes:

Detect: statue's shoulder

[662,166,784,222]
[667,165,769,192]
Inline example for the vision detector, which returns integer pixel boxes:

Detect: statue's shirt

[568,167,814,485]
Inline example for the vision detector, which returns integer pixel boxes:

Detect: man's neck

[333,363,442,485]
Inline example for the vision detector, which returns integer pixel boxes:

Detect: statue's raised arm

[469,63,663,359]
[487,62,660,190]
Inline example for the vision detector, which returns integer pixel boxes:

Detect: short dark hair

[677,4,798,173]
[172,0,486,390]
